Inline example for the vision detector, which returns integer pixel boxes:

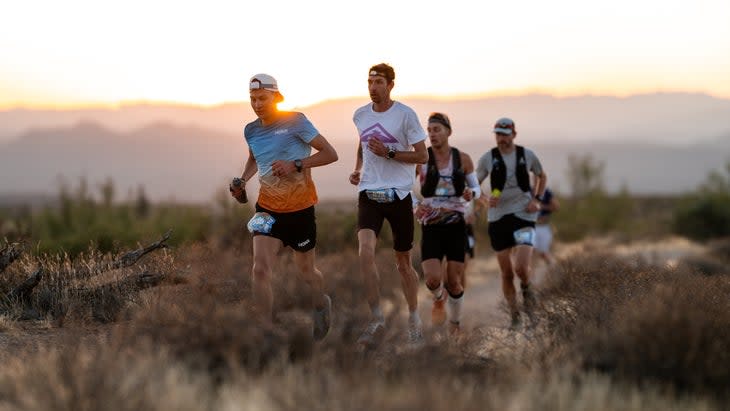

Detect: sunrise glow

[1,0,729,110]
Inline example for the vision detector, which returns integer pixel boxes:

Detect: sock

[371,306,385,323]
[408,310,421,326]
[428,283,444,301]
[447,292,464,324]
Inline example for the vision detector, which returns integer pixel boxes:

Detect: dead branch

[71,270,166,300]
[111,229,172,269]
[0,242,23,274]
[7,267,43,302]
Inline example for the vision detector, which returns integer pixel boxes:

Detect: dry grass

[0,237,727,410]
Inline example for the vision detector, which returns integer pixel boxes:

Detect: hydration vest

[490,145,530,192]
[421,147,465,198]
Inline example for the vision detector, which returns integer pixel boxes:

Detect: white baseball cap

[249,73,278,92]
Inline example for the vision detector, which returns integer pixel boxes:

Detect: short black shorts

[487,214,535,252]
[357,191,414,252]
[421,220,467,263]
[254,204,316,252]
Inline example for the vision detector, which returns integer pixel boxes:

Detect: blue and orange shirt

[244,111,319,212]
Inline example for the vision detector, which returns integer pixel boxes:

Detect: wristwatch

[294,159,303,172]
[386,147,396,159]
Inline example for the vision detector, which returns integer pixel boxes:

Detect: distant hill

[0,120,728,204]
[2,93,730,146]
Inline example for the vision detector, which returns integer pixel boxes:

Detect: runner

[230,73,339,340]
[475,117,547,328]
[533,187,560,267]
[415,112,480,335]
[349,63,428,347]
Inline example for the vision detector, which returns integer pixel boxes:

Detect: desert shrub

[673,161,730,241]
[537,253,730,399]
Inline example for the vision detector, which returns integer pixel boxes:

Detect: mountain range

[1,93,729,204]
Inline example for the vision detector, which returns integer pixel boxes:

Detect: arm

[349,144,363,185]
[527,171,548,212]
[270,134,339,176]
[230,147,258,199]
[241,147,258,182]
[461,153,481,200]
[367,138,428,164]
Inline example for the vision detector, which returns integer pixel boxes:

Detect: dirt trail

[415,236,709,332]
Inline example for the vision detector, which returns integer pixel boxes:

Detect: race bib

[365,189,396,203]
[247,212,276,234]
[513,227,535,246]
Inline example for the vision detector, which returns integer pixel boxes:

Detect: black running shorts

[357,191,414,252]
[487,213,535,252]
[254,204,316,252]
[421,220,467,263]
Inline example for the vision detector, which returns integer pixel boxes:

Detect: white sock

[447,294,464,324]
[371,306,385,323]
[430,284,444,301]
[409,310,421,326]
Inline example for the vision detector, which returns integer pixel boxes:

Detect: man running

[349,63,428,347]
[231,73,338,340]
[476,117,547,328]
[415,112,480,335]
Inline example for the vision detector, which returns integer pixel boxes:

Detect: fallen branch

[111,229,172,270]
[6,267,43,303]
[0,242,23,274]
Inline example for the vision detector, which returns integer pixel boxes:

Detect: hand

[229,179,248,204]
[488,195,500,208]
[366,138,387,157]
[526,198,542,213]
[349,170,361,185]
[271,160,296,177]
[462,188,473,201]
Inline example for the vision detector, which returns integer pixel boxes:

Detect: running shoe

[510,310,521,330]
[357,319,386,347]
[312,294,331,341]
[407,317,424,347]
[522,284,536,312]
[431,293,447,326]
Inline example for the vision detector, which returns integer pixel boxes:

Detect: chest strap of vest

[421,147,465,197]
[489,145,530,192]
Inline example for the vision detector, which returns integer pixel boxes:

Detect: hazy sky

[2,0,729,109]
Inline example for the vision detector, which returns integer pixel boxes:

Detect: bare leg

[512,245,533,287]
[496,248,518,315]
[395,250,419,313]
[358,229,381,313]
[251,235,282,323]
[292,248,327,309]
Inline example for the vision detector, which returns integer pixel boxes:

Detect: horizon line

[1,89,727,112]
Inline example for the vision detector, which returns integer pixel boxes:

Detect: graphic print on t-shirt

[359,123,399,143]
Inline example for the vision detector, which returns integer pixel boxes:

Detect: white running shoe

[407,317,424,347]
[357,319,386,347]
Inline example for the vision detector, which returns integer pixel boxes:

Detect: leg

[358,229,381,314]
[251,235,282,323]
[496,248,518,317]
[444,260,465,331]
[395,250,419,313]
[292,248,327,309]
[422,258,444,296]
[512,245,534,287]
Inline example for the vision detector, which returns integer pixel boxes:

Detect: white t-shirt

[353,101,426,197]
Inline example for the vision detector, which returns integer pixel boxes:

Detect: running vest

[421,147,465,198]
[490,145,530,192]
